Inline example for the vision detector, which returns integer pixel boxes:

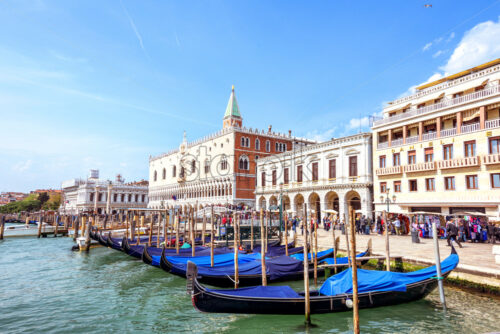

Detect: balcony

[440,128,457,138]
[375,166,403,176]
[437,156,480,170]
[461,123,480,134]
[373,83,500,127]
[403,162,436,173]
[486,118,500,129]
[482,153,500,165]
[422,132,437,141]
[391,138,403,147]
[377,141,389,149]
[406,135,419,144]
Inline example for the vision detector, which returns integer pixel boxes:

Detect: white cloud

[441,16,500,75]
[446,32,455,42]
[305,127,337,142]
[432,50,445,58]
[120,0,149,59]
[347,116,370,130]
[422,42,432,51]
[50,50,87,63]
[12,159,32,172]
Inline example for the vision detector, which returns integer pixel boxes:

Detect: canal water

[0,236,498,334]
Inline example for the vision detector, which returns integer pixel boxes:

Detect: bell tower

[223,85,242,129]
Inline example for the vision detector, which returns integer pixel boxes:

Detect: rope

[225,274,239,285]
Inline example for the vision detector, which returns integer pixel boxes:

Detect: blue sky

[1,0,500,192]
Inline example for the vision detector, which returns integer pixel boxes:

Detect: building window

[221,156,228,170]
[121,194,125,202]
[89,192,94,202]
[191,160,196,173]
[241,137,245,147]
[261,171,266,186]
[409,179,418,192]
[425,178,435,191]
[491,173,500,188]
[172,165,176,177]
[284,168,289,184]
[379,155,386,168]
[284,144,287,151]
[464,141,476,157]
[297,165,303,182]
[135,194,139,202]
[408,150,416,164]
[154,171,157,181]
[424,148,433,162]
[162,168,166,179]
[113,194,117,202]
[272,170,277,186]
[142,194,145,202]
[466,175,478,189]
[128,194,132,202]
[312,162,318,181]
[328,159,336,179]
[349,156,358,177]
[444,176,455,190]
[443,144,453,160]
[489,137,500,154]
[255,139,260,150]
[275,143,278,152]
[266,140,270,152]
[204,160,210,174]
[98,193,102,202]
[238,156,249,170]
[180,167,185,178]
[393,153,400,166]
[380,182,387,193]
[394,181,401,192]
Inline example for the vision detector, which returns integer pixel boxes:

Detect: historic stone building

[60,170,148,214]
[255,133,373,221]
[148,87,315,210]
[372,59,500,217]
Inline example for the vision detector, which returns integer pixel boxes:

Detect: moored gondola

[187,247,459,314]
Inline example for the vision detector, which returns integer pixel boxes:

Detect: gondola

[162,244,371,287]
[187,247,459,314]
[121,236,213,259]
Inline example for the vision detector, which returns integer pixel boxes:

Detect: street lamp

[380,188,397,214]
[279,182,284,232]
[380,188,396,272]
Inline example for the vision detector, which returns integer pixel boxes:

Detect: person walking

[446,220,463,248]
[394,217,401,235]
[487,222,496,244]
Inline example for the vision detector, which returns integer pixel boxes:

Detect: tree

[38,192,50,205]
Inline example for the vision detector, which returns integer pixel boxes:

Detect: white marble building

[60,170,148,214]
[255,133,373,221]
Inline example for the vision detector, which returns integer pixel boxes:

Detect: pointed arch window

[239,155,249,170]
[172,165,176,177]
[241,137,246,147]
[191,160,196,173]
[255,138,260,150]
[204,160,210,174]
[154,170,158,181]
[162,168,166,179]
[221,155,228,170]
[266,140,270,152]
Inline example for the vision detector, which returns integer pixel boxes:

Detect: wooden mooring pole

[303,203,311,325]
[0,215,5,240]
[202,211,207,246]
[384,210,391,271]
[191,210,196,257]
[210,206,215,267]
[260,208,267,286]
[37,214,43,238]
[284,213,289,256]
[314,214,318,287]
[432,221,447,310]
[344,213,351,267]
[175,214,180,254]
[250,211,254,251]
[234,212,239,289]
[349,207,360,334]
[84,215,92,252]
[73,215,80,241]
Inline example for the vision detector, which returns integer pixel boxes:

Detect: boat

[187,247,459,314]
[162,244,370,287]
[2,223,54,237]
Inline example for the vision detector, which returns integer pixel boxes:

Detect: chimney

[268,125,272,133]
[288,130,292,137]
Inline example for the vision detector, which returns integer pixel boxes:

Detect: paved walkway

[294,228,500,282]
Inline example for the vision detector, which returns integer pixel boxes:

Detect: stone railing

[461,123,480,134]
[403,162,436,173]
[482,153,500,165]
[437,156,480,170]
[422,132,437,141]
[486,118,500,129]
[375,166,403,176]
[440,128,457,138]
[373,83,500,127]
[406,135,419,144]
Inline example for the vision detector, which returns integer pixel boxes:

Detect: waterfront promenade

[298,228,500,287]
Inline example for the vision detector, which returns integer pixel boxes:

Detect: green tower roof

[223,85,241,119]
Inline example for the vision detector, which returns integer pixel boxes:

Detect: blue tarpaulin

[206,285,301,298]
[319,250,368,265]
[165,252,261,268]
[319,253,459,296]
[150,247,239,266]
[290,248,333,261]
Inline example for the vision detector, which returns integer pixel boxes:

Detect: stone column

[456,111,462,134]
[94,186,98,213]
[418,121,423,141]
[106,182,112,214]
[436,116,441,138]
[388,129,392,147]
[402,125,407,144]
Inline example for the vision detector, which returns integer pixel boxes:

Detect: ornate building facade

[255,133,373,221]
[148,87,315,210]
[372,59,500,217]
[60,170,148,214]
